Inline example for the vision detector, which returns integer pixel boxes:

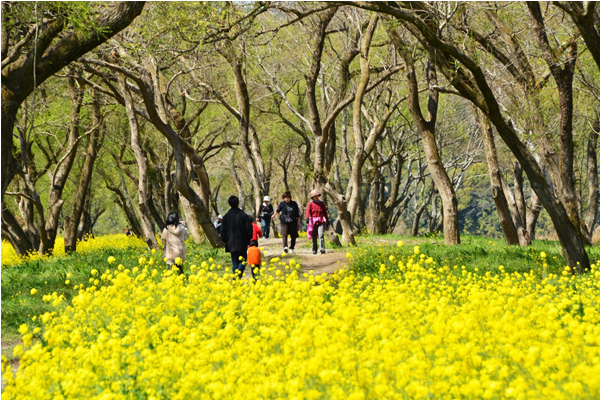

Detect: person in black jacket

[257,196,274,239]
[272,191,301,254]
[221,195,254,278]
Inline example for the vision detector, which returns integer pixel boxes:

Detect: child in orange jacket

[247,240,261,280]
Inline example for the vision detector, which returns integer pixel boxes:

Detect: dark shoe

[313,251,317,254]
[320,250,326,254]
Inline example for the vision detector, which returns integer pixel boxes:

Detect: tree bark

[180,195,203,243]
[18,191,39,250]
[347,14,379,224]
[391,30,460,245]
[120,74,157,249]
[412,186,434,237]
[147,194,166,232]
[477,110,520,245]
[43,77,84,252]
[105,176,143,238]
[1,203,34,256]
[527,191,543,240]
[64,96,104,253]
[585,113,599,234]
[513,161,527,227]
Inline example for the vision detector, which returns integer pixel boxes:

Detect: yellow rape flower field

[1,234,148,268]
[3,245,600,399]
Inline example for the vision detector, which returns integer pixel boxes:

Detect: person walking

[220,195,253,278]
[306,190,330,254]
[251,221,263,242]
[272,191,301,253]
[257,196,274,238]
[161,212,190,274]
[246,240,262,280]
[214,215,223,234]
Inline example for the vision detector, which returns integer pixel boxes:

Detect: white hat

[263,196,271,201]
[217,215,223,219]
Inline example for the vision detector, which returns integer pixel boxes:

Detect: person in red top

[246,240,261,280]
[251,222,263,242]
[306,190,330,254]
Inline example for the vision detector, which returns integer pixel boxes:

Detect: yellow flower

[175,257,183,265]
[540,251,547,258]
[413,246,420,254]
[65,280,70,285]
[30,288,37,295]
[397,240,404,247]
[107,256,116,264]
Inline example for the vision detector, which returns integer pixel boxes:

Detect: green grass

[1,241,230,338]
[3,233,599,339]
[352,234,600,276]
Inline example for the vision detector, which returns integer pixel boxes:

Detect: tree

[1,2,145,201]
[389,29,461,245]
[344,1,590,271]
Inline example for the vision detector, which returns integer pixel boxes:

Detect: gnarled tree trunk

[64,97,105,253]
[585,113,599,234]
[391,30,460,245]
[120,74,157,250]
[476,110,520,245]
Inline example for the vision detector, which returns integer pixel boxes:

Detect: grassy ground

[2,233,599,351]
[353,234,600,276]
[1,240,230,341]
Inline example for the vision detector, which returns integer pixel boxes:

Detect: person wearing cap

[214,214,223,234]
[257,195,274,239]
[306,189,330,254]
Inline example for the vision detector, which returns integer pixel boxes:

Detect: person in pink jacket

[306,190,330,254]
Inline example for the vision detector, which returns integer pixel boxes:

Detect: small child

[247,240,261,280]
[251,222,263,241]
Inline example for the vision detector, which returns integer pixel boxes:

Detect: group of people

[160,190,331,279]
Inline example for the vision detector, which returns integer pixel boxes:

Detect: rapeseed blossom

[2,234,147,268]
[3,247,600,399]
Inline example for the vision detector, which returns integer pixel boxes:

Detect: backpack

[280,202,296,223]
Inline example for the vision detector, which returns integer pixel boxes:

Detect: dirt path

[1,339,21,392]
[242,237,349,278]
